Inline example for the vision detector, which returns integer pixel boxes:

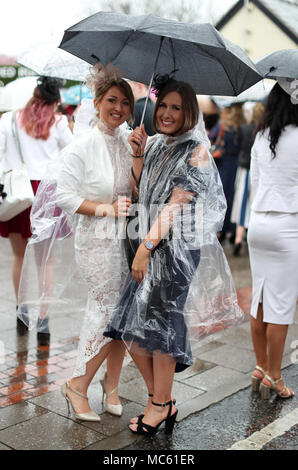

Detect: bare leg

[130,346,154,395]
[261,323,294,396]
[152,351,176,404]
[105,340,126,405]
[33,240,54,320]
[235,225,246,245]
[128,346,154,423]
[8,233,28,301]
[67,341,114,414]
[250,303,268,376]
[266,323,288,379]
[129,351,176,432]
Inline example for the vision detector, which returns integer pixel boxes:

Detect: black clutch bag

[125,202,140,271]
[124,167,142,271]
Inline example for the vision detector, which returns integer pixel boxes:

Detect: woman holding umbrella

[248,81,297,399]
[104,76,243,435]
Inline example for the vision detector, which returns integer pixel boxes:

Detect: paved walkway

[0,238,297,450]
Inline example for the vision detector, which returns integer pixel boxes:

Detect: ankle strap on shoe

[66,381,88,399]
[255,365,266,375]
[152,400,172,408]
[264,375,282,386]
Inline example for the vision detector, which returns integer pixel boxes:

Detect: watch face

[145,241,154,250]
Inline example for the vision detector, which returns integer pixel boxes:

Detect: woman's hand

[96,197,132,217]
[128,125,148,156]
[112,197,132,217]
[131,244,150,283]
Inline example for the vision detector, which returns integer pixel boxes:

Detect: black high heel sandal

[130,399,178,436]
[130,395,177,425]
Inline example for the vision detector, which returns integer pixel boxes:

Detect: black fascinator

[37,76,63,104]
[152,70,179,98]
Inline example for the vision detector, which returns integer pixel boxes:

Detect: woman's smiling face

[156,91,185,136]
[95,85,131,129]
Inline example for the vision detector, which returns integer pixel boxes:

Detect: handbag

[210,125,225,159]
[124,167,141,271]
[0,112,34,222]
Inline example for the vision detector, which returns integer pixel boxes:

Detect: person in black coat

[215,105,243,244]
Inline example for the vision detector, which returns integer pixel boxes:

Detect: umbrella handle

[132,73,153,150]
[139,72,154,129]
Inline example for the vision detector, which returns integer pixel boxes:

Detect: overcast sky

[1,0,236,57]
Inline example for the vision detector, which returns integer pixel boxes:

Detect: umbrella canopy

[212,79,274,108]
[59,11,262,96]
[18,43,90,82]
[0,76,38,112]
[256,49,298,80]
[61,84,93,105]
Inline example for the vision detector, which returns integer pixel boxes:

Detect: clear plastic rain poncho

[104,111,244,372]
[18,97,243,375]
[17,106,133,378]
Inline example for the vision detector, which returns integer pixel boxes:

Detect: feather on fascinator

[152,70,179,98]
[85,62,124,96]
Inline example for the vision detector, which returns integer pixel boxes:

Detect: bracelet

[131,154,144,159]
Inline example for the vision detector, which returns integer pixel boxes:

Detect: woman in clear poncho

[104,78,243,435]
[18,64,135,422]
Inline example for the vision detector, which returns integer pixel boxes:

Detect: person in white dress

[0,76,73,344]
[248,80,298,399]
[18,63,135,421]
[56,64,136,421]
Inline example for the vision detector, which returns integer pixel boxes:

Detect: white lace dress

[55,123,132,378]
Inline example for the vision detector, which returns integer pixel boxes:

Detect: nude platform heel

[260,375,295,400]
[251,365,267,392]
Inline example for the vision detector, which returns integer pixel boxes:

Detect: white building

[215,0,298,61]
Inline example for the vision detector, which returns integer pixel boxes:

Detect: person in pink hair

[0,76,73,343]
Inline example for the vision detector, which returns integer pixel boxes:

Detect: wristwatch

[143,239,155,251]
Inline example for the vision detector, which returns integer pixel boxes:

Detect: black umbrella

[59,11,262,97]
[256,49,298,80]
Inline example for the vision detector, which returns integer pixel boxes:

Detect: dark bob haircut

[153,79,199,136]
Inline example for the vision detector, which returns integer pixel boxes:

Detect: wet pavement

[0,237,297,451]
[124,364,298,451]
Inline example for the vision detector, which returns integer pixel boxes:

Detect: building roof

[216,0,298,45]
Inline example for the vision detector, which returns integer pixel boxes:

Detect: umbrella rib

[195,44,237,96]
[110,30,143,63]
[169,38,177,74]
